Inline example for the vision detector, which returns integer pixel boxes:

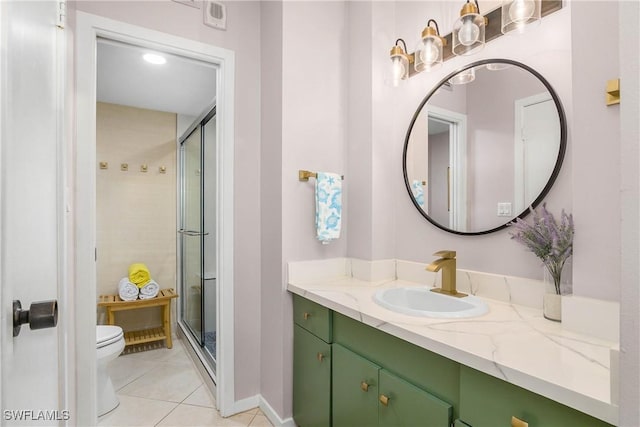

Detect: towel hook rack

[299,169,344,182]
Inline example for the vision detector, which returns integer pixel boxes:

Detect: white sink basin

[374,287,488,318]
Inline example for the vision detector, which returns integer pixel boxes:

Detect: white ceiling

[97,39,217,117]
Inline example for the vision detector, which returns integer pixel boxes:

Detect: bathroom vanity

[289,259,617,427]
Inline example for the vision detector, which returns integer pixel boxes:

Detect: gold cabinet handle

[317,352,324,362]
[379,394,389,406]
[360,381,369,392]
[511,416,529,427]
[303,312,311,320]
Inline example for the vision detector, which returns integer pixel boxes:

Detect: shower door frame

[178,106,218,372]
[74,12,236,419]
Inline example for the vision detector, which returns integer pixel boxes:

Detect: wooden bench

[98,288,178,349]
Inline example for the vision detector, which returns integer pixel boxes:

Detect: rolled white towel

[118,277,139,301]
[139,279,159,299]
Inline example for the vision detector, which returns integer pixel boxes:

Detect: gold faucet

[426,250,467,298]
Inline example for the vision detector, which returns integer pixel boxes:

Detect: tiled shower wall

[96,102,177,331]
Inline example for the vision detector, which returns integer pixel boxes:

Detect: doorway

[514,92,560,213]
[75,12,236,420]
[427,106,468,231]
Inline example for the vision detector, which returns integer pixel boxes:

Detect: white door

[514,93,560,213]
[1,1,69,424]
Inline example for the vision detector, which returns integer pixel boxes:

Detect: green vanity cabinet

[378,369,452,427]
[292,295,612,427]
[293,294,332,342]
[332,312,460,419]
[332,343,452,427]
[293,295,333,427]
[332,343,380,427]
[293,325,332,427]
[458,365,613,427]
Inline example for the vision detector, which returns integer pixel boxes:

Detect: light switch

[497,202,512,217]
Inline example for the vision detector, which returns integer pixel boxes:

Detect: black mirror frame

[402,58,567,236]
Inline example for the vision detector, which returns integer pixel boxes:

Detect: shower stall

[178,106,218,376]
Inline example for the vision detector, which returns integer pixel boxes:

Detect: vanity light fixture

[501,0,541,35]
[389,39,411,86]
[449,67,476,85]
[389,0,562,84]
[452,0,487,56]
[414,20,446,73]
[486,62,512,71]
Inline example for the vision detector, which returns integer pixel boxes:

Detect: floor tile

[106,338,271,426]
[248,414,274,427]
[97,395,178,426]
[118,362,202,402]
[183,384,216,408]
[108,353,157,391]
[156,404,255,426]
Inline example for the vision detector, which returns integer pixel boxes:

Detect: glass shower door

[180,126,204,345]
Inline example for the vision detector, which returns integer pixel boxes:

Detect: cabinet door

[459,365,613,427]
[293,325,331,427]
[293,294,333,342]
[333,344,380,427]
[378,370,452,427]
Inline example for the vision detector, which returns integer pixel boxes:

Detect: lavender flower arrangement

[509,204,574,295]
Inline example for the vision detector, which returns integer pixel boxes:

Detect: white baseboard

[226,394,260,417]
[259,396,295,427]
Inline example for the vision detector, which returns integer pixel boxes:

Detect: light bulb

[419,39,439,65]
[509,0,535,23]
[458,16,480,46]
[391,56,406,86]
[143,53,166,65]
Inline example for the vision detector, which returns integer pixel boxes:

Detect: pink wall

[74,0,262,400]
[618,1,640,422]
[260,1,349,418]
[259,0,286,417]
[570,1,621,302]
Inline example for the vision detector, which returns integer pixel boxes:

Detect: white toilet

[97,325,125,416]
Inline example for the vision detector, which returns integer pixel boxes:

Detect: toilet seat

[97,325,124,349]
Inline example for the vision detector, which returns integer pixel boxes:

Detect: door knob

[13,300,58,337]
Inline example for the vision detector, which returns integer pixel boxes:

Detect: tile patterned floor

[100,339,272,427]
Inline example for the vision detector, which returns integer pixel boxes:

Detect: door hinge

[56,0,66,29]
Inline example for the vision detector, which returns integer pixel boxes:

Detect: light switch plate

[497,202,512,217]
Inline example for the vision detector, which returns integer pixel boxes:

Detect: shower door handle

[178,229,209,236]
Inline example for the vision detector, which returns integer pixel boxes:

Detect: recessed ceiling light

[143,53,166,65]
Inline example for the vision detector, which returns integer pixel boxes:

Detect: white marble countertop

[288,275,618,425]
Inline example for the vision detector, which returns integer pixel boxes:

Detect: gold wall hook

[99,161,108,170]
[606,78,620,106]
[159,166,167,174]
[140,164,148,173]
[121,163,128,171]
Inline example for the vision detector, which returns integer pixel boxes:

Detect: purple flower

[508,204,574,295]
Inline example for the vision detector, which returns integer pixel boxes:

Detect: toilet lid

[97,325,124,348]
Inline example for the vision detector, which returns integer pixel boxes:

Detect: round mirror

[403,59,566,235]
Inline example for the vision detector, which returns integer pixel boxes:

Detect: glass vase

[543,267,562,322]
